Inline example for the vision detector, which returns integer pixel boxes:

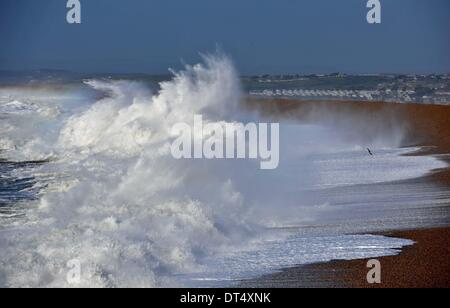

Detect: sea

[1,55,449,287]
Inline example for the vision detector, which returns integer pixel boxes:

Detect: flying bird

[367,148,373,156]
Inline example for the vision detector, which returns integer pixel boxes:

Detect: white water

[0,54,447,287]
[180,233,412,287]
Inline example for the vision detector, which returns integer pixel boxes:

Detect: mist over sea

[1,55,449,287]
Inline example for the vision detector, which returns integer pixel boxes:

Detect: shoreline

[240,227,450,288]
[322,227,450,288]
[243,98,450,288]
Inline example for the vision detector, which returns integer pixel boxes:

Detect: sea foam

[0,54,447,287]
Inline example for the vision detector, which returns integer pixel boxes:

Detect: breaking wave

[0,54,257,287]
[0,54,445,287]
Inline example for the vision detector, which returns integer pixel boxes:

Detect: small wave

[0,100,61,118]
[0,100,37,115]
[0,158,54,166]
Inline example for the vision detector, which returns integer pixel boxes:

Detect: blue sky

[0,0,449,74]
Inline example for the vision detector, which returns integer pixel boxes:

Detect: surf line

[170,115,280,170]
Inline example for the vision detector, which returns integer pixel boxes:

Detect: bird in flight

[367,148,373,156]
